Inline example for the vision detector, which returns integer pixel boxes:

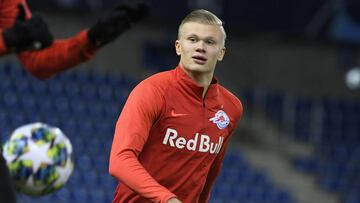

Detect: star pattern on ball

[55,157,74,184]
[19,139,54,172]
[3,147,17,164]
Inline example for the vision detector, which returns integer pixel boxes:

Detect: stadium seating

[211,152,294,203]
[0,61,293,203]
[240,87,360,203]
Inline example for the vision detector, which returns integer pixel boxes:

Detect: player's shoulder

[218,85,243,113]
[135,69,173,94]
[143,70,172,84]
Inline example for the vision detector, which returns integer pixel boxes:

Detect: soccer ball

[2,122,74,196]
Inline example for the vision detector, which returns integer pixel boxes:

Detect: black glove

[88,0,149,47]
[2,4,54,53]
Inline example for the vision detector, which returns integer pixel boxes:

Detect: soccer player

[0,0,148,79]
[0,1,148,203]
[109,9,243,203]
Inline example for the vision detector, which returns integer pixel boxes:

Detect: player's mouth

[192,55,207,65]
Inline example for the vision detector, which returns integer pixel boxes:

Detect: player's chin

[188,63,210,72]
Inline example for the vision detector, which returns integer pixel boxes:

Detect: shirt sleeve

[16,30,98,80]
[109,80,177,203]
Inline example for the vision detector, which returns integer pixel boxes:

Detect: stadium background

[1,0,360,202]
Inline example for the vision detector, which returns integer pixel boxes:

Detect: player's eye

[206,40,216,45]
[188,37,197,42]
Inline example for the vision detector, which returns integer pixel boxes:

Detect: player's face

[175,22,225,74]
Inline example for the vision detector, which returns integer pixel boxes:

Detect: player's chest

[153,94,232,154]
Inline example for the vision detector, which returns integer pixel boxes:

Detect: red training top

[0,0,98,79]
[109,66,243,203]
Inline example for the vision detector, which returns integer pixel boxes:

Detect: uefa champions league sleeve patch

[209,110,230,130]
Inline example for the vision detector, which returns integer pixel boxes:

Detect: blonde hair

[178,9,226,43]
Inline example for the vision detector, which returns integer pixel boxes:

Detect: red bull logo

[162,128,224,154]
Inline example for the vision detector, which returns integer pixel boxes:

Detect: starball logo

[162,128,224,154]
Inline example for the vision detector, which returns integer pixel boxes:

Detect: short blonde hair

[178,9,226,43]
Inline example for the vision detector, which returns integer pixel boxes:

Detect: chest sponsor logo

[162,128,224,154]
[209,110,230,130]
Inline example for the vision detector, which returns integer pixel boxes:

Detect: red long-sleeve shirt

[109,66,243,203]
[0,0,98,79]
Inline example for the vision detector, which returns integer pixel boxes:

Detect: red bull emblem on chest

[209,110,230,130]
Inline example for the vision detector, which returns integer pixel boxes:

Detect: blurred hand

[2,4,53,52]
[87,0,149,47]
[166,198,182,203]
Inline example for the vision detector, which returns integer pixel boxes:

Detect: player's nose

[195,41,206,53]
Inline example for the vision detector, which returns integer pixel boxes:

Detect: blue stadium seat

[76,155,92,171]
[294,98,313,141]
[344,193,360,203]
[19,93,36,110]
[93,153,109,173]
[36,97,54,115]
[28,78,47,96]
[265,92,284,124]
[9,113,26,128]
[84,138,103,155]
[47,81,64,98]
[4,62,27,78]
[64,83,80,98]
[293,157,318,174]
[91,72,107,85]
[82,170,99,186]
[13,78,31,94]
[107,74,122,86]
[99,174,118,192]
[54,187,71,203]
[89,188,106,203]
[74,70,92,84]
[71,187,89,203]
[274,191,294,203]
[69,99,87,115]
[80,84,97,100]
[86,101,104,117]
[0,76,12,91]
[113,87,129,105]
[54,97,70,114]
[78,119,94,137]
[215,183,232,198]
[97,84,113,101]
[3,91,19,108]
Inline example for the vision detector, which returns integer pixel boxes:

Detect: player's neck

[184,69,213,99]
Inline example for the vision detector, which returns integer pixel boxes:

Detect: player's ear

[175,40,181,56]
[218,47,226,61]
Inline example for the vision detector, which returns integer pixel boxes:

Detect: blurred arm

[17,30,98,80]
[0,0,32,55]
[0,0,97,79]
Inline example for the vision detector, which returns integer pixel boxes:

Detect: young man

[0,0,148,79]
[109,9,243,203]
[0,1,148,203]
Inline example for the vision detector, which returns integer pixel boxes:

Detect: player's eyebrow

[186,33,217,41]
